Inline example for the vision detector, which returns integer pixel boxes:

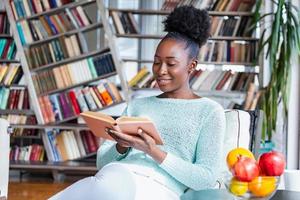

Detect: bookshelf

[4,0,128,125]
[1,9,43,173]
[3,0,128,179]
[102,0,260,109]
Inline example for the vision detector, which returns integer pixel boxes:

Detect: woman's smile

[157,78,172,85]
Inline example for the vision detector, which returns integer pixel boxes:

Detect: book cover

[80,111,163,145]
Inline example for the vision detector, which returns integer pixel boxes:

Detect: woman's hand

[105,128,167,163]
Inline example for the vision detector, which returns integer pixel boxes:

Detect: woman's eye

[167,63,176,66]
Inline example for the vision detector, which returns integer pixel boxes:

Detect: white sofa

[0,119,10,198]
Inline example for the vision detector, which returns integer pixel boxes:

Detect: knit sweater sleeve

[159,108,225,191]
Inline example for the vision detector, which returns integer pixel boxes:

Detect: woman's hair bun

[163,6,211,46]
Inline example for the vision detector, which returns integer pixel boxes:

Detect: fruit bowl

[224,175,280,200]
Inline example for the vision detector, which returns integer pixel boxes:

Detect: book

[111,11,125,34]
[80,111,163,145]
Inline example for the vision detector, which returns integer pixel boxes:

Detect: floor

[8,182,71,200]
[7,171,86,200]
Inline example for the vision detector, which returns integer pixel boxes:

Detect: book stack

[0,64,23,85]
[1,114,38,136]
[198,41,257,63]
[10,144,45,162]
[31,53,116,95]
[190,70,257,92]
[42,129,99,161]
[161,0,216,10]
[0,12,10,34]
[211,0,255,12]
[0,87,29,110]
[128,67,156,89]
[0,38,17,60]
[16,5,92,44]
[9,0,75,19]
[38,80,123,123]
[210,16,254,38]
[110,11,139,34]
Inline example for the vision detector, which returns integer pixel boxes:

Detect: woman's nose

[158,64,168,75]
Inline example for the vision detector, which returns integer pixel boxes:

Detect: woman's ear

[188,60,198,74]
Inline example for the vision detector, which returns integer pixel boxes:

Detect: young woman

[49,6,225,200]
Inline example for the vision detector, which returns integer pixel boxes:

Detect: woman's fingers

[105,128,135,146]
[137,128,155,143]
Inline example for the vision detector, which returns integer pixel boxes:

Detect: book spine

[68,90,81,115]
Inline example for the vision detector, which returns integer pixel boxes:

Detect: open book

[80,111,163,145]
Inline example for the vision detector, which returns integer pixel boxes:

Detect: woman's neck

[158,90,200,99]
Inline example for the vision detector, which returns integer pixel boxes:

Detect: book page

[80,111,116,140]
[117,118,163,145]
[117,116,150,122]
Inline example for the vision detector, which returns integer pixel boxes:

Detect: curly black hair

[162,6,211,60]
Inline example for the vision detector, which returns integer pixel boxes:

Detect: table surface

[180,189,300,200]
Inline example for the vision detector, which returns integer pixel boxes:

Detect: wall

[287,0,300,169]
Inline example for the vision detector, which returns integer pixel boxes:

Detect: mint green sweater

[96,96,225,194]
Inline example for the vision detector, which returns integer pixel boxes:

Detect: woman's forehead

[156,39,188,57]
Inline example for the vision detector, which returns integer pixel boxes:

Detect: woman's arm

[96,107,131,169]
[96,140,131,169]
[158,108,226,190]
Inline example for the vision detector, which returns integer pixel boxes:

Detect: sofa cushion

[218,110,252,186]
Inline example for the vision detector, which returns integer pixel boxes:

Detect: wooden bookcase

[101,0,261,108]
[3,0,129,179]
[1,9,44,175]
[4,0,129,125]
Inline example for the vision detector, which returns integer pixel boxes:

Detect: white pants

[49,163,180,200]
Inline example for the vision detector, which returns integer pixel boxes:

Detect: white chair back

[218,110,263,187]
[0,119,10,198]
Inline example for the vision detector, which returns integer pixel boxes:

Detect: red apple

[232,157,259,182]
[258,151,286,176]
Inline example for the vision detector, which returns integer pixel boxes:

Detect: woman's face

[152,38,195,94]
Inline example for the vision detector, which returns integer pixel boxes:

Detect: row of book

[1,114,38,136]
[0,38,17,59]
[16,5,92,44]
[25,35,82,68]
[211,16,253,37]
[10,144,45,161]
[0,87,30,110]
[0,12,10,34]
[110,11,139,35]
[128,67,155,89]
[38,80,123,123]
[42,129,99,161]
[32,54,116,95]
[161,0,205,10]
[190,70,257,91]
[10,0,75,20]
[199,41,257,63]
[161,0,255,11]
[129,67,258,93]
[242,82,261,110]
[211,0,255,12]
[0,64,23,85]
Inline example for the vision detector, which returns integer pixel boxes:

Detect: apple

[232,157,259,182]
[227,147,255,169]
[258,151,286,176]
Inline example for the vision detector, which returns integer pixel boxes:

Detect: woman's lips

[157,79,172,85]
